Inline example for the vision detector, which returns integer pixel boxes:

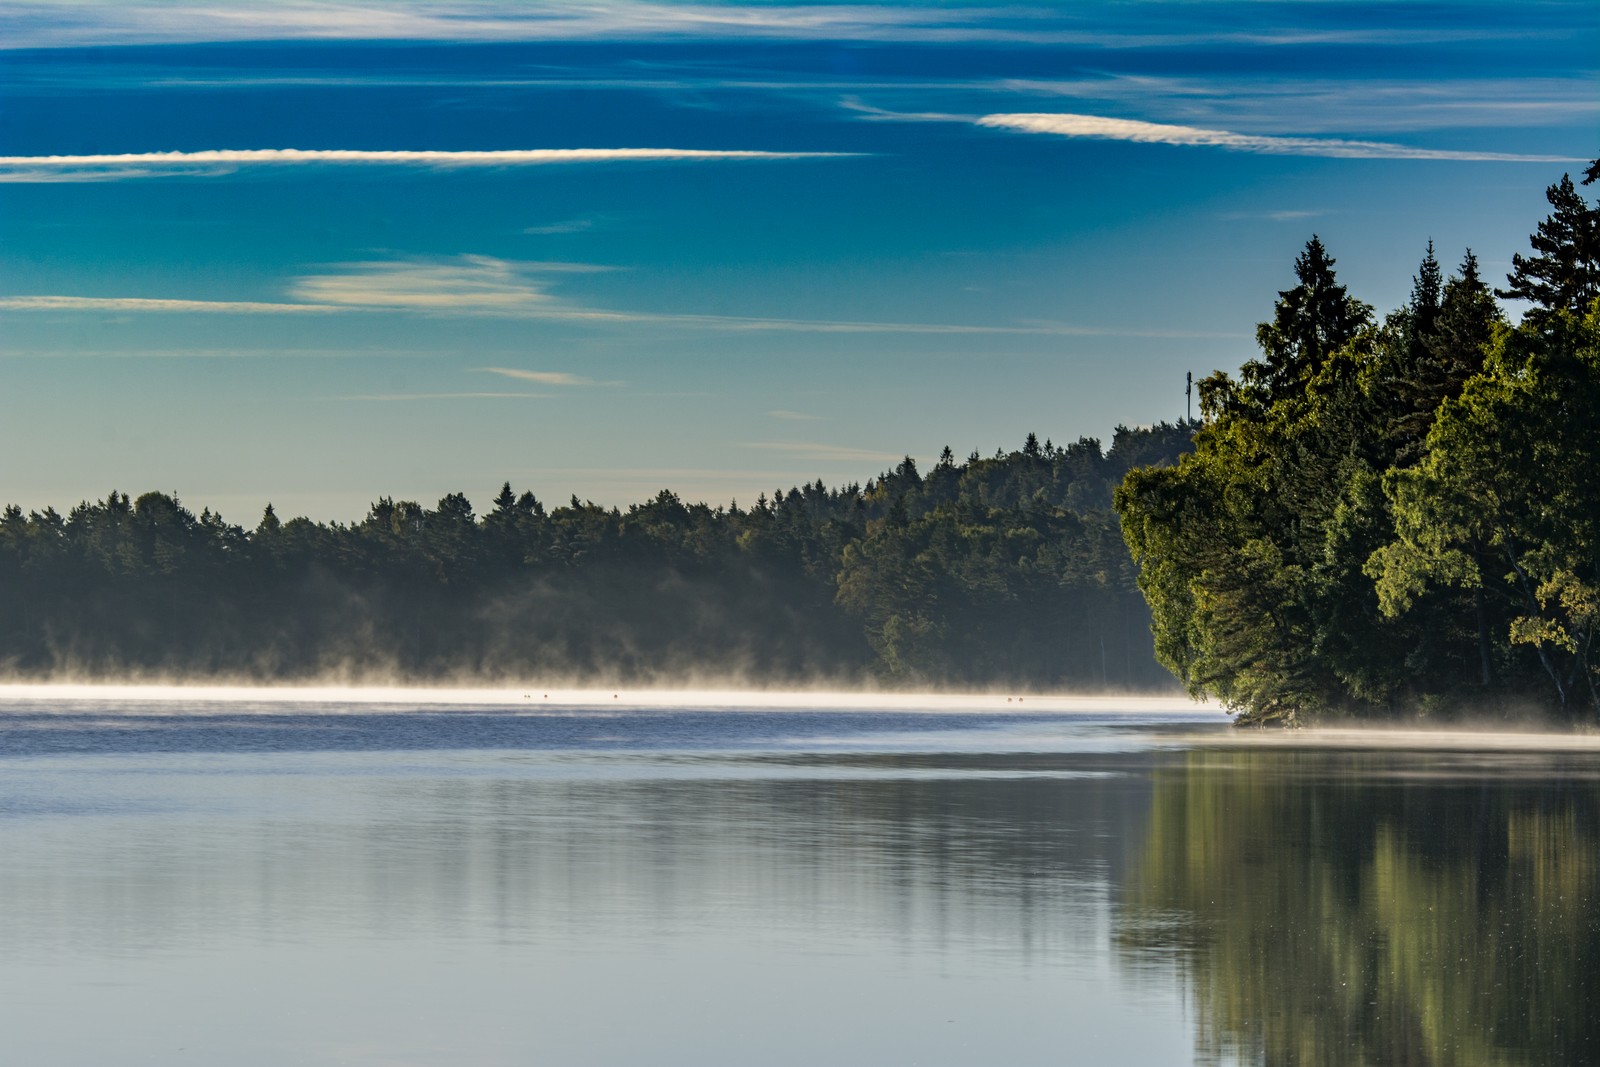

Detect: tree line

[1116,159,1600,723]
[0,425,1194,688]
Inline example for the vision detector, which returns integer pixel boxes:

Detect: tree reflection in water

[1119,748,1600,1067]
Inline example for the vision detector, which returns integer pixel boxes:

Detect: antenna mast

[1186,371,1192,423]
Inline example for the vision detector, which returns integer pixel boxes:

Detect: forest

[0,424,1193,688]
[5,162,1596,718]
[1116,159,1600,723]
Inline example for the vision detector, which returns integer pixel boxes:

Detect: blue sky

[1,1,1595,522]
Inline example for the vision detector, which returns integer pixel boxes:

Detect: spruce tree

[1246,236,1374,405]
[1410,240,1443,342]
[492,481,517,517]
[1429,251,1499,395]
[1497,172,1600,326]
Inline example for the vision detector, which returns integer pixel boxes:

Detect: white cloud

[1216,209,1326,223]
[510,261,617,273]
[289,255,562,311]
[0,295,342,313]
[838,97,974,123]
[522,218,597,236]
[6,3,945,47]
[0,2,1549,49]
[0,3,1028,48]
[0,253,1245,338]
[476,367,603,386]
[0,345,436,359]
[0,167,198,184]
[0,295,1241,338]
[0,256,583,319]
[994,75,1600,135]
[976,112,1585,163]
[0,147,852,182]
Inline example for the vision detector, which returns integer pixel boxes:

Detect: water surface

[0,691,1593,1066]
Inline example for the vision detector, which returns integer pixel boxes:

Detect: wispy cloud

[1217,209,1326,223]
[2,3,978,47]
[0,146,852,183]
[975,112,1585,163]
[768,410,827,422]
[0,345,437,360]
[746,441,900,463]
[522,218,597,236]
[838,96,974,124]
[289,255,563,311]
[0,296,1244,336]
[0,257,581,318]
[2,2,1563,49]
[0,253,1245,338]
[0,295,342,313]
[508,261,617,273]
[0,167,181,184]
[989,75,1600,135]
[476,367,606,386]
[30,70,1592,141]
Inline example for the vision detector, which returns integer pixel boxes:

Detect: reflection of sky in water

[0,698,1201,1066]
[2,696,1592,1065]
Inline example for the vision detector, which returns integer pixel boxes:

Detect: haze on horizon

[1,0,1595,523]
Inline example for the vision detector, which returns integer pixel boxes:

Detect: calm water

[0,692,1595,1066]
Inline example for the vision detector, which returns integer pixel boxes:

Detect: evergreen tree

[1119,165,1599,722]
[1384,249,1501,464]
[1429,251,1500,397]
[492,482,517,517]
[1498,171,1600,327]
[1370,308,1600,715]
[1245,236,1375,406]
[1410,239,1443,340]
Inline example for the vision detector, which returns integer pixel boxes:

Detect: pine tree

[1386,249,1501,463]
[1410,240,1443,342]
[1246,236,1374,405]
[1497,173,1600,326]
[1429,251,1498,394]
[492,481,517,517]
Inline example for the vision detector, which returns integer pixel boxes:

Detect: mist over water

[0,683,1202,711]
[1,691,1593,1065]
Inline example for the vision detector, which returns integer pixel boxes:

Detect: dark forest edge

[1116,158,1600,725]
[0,425,1195,691]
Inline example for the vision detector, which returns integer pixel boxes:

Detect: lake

[0,688,1595,1066]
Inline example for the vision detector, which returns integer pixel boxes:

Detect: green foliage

[1247,234,1375,406]
[1370,306,1600,715]
[1119,246,1400,723]
[1497,173,1600,327]
[1116,163,1600,723]
[0,428,1193,688]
